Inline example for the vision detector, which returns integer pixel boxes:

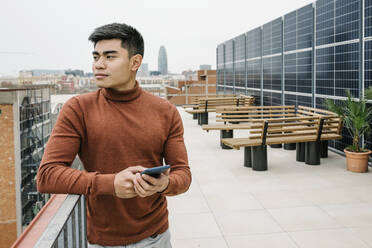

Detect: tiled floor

[168,107,372,248]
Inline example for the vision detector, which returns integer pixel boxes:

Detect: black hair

[88,23,144,58]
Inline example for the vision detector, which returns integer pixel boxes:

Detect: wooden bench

[182,94,238,109]
[202,105,341,151]
[221,116,342,171]
[185,96,255,125]
[202,105,296,148]
[186,96,255,113]
[216,105,296,123]
[184,96,243,120]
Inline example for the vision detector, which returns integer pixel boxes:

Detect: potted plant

[325,87,372,172]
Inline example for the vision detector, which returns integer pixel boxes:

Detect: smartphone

[140,165,170,178]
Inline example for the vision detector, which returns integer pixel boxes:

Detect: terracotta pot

[344,149,371,173]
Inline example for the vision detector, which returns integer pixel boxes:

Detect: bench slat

[250,126,318,134]
[298,105,337,116]
[221,133,342,149]
[202,123,262,131]
[217,109,296,114]
[216,113,296,118]
[216,105,295,110]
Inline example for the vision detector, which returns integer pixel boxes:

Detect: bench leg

[193,113,198,120]
[244,147,252,167]
[199,112,208,125]
[252,145,268,171]
[321,140,328,158]
[305,141,321,165]
[296,142,306,162]
[270,144,282,148]
[220,130,233,149]
[197,113,201,125]
[284,143,296,150]
[270,133,282,148]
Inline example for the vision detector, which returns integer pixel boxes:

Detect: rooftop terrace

[12,107,372,248]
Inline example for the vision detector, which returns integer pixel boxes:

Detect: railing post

[63,224,68,246]
[78,200,83,248]
[72,210,76,247]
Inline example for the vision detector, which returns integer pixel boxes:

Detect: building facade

[138,62,149,76]
[166,70,217,105]
[217,0,372,153]
[0,86,52,247]
[158,46,168,75]
[200,64,212,70]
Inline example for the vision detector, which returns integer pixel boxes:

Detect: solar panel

[365,40,372,91]
[263,18,283,56]
[316,0,335,46]
[217,44,225,91]
[246,28,262,59]
[247,59,261,89]
[246,28,262,90]
[225,40,234,88]
[284,10,297,52]
[234,34,246,88]
[365,0,372,37]
[335,0,359,42]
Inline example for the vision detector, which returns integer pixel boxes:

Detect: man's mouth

[95,74,108,79]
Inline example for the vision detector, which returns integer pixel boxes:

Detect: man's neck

[112,77,136,92]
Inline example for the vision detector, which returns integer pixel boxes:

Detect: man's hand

[133,168,170,198]
[114,166,143,198]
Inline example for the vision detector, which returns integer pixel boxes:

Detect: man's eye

[93,56,99,61]
[107,55,115,59]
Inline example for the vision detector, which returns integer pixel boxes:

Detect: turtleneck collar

[100,81,142,102]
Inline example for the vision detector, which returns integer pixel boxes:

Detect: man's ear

[130,54,143,72]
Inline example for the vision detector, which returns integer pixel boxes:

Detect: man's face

[92,39,140,91]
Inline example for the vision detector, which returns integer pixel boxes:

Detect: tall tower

[158,46,168,75]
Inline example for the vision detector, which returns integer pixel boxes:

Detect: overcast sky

[0,0,315,76]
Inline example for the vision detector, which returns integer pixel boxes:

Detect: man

[37,23,191,248]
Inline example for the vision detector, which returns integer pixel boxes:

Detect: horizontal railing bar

[34,194,82,248]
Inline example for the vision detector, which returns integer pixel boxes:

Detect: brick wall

[167,96,187,105]
[0,104,17,247]
[166,70,217,105]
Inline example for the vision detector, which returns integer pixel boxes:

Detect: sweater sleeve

[36,97,115,196]
[161,106,191,196]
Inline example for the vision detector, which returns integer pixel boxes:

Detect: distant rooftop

[0,84,52,91]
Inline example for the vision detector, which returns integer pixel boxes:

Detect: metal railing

[34,194,87,248]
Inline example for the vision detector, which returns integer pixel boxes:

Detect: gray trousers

[88,229,172,248]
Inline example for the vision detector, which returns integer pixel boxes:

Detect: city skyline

[0,0,314,77]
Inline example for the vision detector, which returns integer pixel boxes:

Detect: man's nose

[94,57,106,69]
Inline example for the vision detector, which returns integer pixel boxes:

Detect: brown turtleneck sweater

[36,82,191,246]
